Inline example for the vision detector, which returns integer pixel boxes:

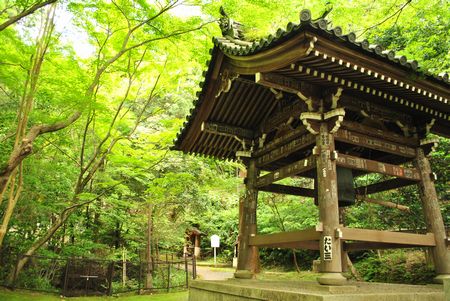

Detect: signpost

[210,235,220,267]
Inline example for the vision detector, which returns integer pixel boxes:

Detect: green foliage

[354,250,436,284]
[0,0,449,287]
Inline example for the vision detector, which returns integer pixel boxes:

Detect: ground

[0,266,320,300]
[0,288,188,301]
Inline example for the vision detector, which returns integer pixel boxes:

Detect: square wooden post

[415,147,450,283]
[235,158,259,279]
[316,123,346,285]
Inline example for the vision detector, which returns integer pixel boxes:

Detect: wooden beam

[261,100,306,133]
[259,241,320,250]
[181,52,224,152]
[335,129,416,158]
[249,228,321,247]
[336,154,421,181]
[344,242,424,252]
[255,126,307,156]
[340,228,436,247]
[340,95,413,127]
[258,184,316,198]
[341,121,418,147]
[355,178,416,195]
[256,72,303,95]
[256,156,316,188]
[356,196,411,212]
[201,121,254,140]
[256,133,315,167]
[312,35,450,104]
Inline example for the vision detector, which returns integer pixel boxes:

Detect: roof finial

[300,9,311,23]
[219,6,245,40]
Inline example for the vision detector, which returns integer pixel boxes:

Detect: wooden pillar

[415,147,450,283]
[235,159,259,279]
[194,235,201,258]
[316,123,346,285]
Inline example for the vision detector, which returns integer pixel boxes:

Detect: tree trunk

[0,169,22,246]
[7,206,76,284]
[292,249,301,273]
[145,203,154,290]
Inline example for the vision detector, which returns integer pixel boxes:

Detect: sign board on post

[210,235,220,267]
[211,235,220,248]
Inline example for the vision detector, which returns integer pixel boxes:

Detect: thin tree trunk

[292,249,301,273]
[268,196,301,273]
[145,203,153,290]
[0,167,23,246]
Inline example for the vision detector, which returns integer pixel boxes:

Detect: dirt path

[195,265,234,280]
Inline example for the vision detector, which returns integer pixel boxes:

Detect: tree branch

[356,0,412,38]
[0,111,81,195]
[0,0,58,32]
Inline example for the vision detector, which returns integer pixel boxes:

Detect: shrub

[354,250,435,284]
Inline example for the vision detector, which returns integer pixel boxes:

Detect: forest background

[0,0,449,288]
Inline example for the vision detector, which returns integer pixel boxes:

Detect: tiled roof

[214,9,449,85]
[173,9,450,153]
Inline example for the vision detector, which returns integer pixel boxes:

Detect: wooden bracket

[269,88,283,100]
[299,112,321,134]
[420,137,439,155]
[324,108,345,133]
[305,36,317,56]
[255,72,320,111]
[297,91,314,111]
[425,119,435,135]
[216,69,239,98]
[330,87,344,109]
[300,108,345,135]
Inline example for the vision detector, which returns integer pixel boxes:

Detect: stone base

[317,272,347,286]
[234,270,253,279]
[189,279,445,301]
[433,274,450,284]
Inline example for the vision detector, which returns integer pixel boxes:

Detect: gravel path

[195,266,234,280]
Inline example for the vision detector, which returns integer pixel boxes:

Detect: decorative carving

[219,6,245,40]
[216,69,239,98]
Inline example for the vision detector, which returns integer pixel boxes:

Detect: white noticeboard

[211,235,220,248]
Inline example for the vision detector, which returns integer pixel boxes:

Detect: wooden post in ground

[315,123,346,285]
[235,159,259,279]
[194,234,201,258]
[415,147,450,283]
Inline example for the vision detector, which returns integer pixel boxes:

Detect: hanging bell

[336,167,355,207]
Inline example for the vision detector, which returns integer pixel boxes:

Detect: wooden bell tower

[173,9,450,285]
